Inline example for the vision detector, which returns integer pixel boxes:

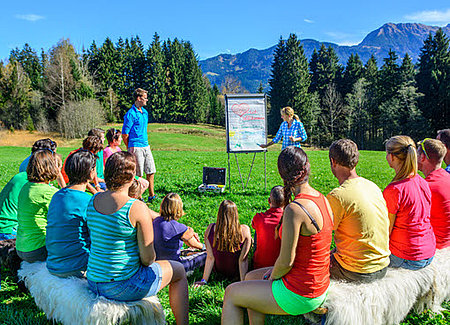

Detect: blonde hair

[281,106,300,122]
[160,193,185,221]
[128,179,142,199]
[213,200,243,253]
[385,135,417,182]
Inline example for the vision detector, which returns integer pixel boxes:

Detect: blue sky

[1,1,449,61]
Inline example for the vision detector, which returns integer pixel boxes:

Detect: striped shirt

[86,196,139,282]
[273,120,307,150]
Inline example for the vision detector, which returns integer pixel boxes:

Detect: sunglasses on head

[419,138,432,160]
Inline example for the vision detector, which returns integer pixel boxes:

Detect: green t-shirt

[96,150,104,179]
[0,172,28,234]
[16,182,58,252]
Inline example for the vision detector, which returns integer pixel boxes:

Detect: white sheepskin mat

[18,262,166,325]
[304,247,450,325]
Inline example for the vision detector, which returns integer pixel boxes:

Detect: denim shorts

[88,263,163,302]
[389,254,434,270]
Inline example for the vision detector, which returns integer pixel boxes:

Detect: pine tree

[311,44,342,96]
[0,61,32,129]
[345,78,369,147]
[164,39,187,122]
[267,34,311,135]
[363,55,380,145]
[268,37,287,134]
[145,33,167,122]
[342,53,363,96]
[257,82,264,93]
[378,49,400,104]
[399,53,416,85]
[9,44,44,91]
[416,29,450,132]
[182,41,209,123]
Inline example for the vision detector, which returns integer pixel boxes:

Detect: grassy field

[1,124,449,324]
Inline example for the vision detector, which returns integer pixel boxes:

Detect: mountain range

[199,23,450,92]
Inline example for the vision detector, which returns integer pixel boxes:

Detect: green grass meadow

[1,124,449,324]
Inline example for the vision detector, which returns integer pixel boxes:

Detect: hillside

[200,23,450,92]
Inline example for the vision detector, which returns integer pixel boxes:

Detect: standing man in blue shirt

[122,88,157,202]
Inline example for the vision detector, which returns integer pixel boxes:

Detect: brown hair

[385,135,417,182]
[31,138,57,153]
[128,179,142,199]
[437,129,450,149]
[83,136,103,154]
[281,106,300,122]
[133,88,148,101]
[88,128,105,138]
[160,193,185,221]
[270,185,284,208]
[27,150,60,183]
[213,200,243,253]
[329,139,359,169]
[106,128,122,144]
[104,151,136,191]
[277,146,310,207]
[418,138,447,165]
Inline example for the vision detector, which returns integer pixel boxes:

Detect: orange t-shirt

[280,193,333,298]
[61,149,80,184]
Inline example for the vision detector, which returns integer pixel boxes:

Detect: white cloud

[15,14,45,22]
[304,19,314,24]
[324,32,361,46]
[404,8,450,26]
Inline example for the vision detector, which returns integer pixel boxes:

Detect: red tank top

[280,192,333,298]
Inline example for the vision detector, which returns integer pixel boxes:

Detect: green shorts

[272,279,328,315]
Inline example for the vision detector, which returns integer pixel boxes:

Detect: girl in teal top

[86,151,189,325]
[46,150,97,277]
[16,150,60,263]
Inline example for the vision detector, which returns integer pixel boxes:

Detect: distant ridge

[200,23,450,92]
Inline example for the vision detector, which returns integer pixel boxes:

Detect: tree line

[0,34,224,137]
[268,29,449,149]
[0,30,448,148]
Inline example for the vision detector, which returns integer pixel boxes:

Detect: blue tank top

[86,196,139,282]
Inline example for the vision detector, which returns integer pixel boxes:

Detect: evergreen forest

[0,29,449,149]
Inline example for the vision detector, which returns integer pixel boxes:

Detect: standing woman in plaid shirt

[260,107,307,150]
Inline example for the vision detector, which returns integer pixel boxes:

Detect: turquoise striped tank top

[86,196,139,282]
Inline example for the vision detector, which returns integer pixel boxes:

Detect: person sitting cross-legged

[417,138,450,250]
[327,139,390,282]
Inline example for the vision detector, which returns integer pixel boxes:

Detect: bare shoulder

[241,224,251,237]
[129,199,150,222]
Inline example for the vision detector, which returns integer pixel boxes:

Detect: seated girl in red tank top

[221,146,333,324]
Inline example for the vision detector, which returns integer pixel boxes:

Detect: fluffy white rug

[303,247,450,325]
[18,262,166,325]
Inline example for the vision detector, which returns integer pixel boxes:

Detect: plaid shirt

[273,120,307,150]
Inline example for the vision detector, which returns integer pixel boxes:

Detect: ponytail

[293,114,300,121]
[385,136,417,183]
